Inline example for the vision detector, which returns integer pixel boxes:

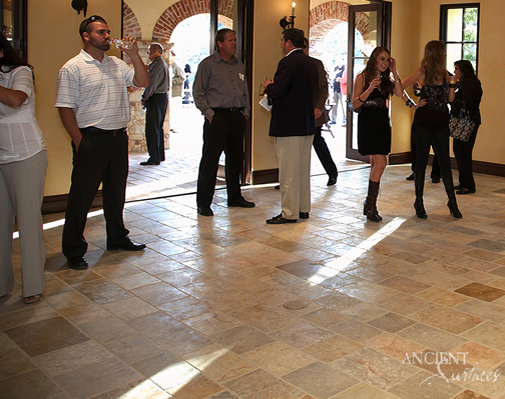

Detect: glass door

[346,2,391,162]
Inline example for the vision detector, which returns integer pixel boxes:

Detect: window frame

[440,3,480,73]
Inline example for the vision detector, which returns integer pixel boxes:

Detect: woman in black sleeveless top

[402,40,462,219]
[351,47,403,222]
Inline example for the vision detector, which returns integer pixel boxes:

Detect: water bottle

[109,38,133,51]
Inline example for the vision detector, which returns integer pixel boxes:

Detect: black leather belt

[362,98,387,108]
[212,107,244,113]
[81,126,127,136]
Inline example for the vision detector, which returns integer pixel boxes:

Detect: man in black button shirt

[193,28,254,217]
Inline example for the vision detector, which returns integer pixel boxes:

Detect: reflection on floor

[2,164,505,399]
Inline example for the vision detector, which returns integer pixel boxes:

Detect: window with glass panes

[440,4,480,72]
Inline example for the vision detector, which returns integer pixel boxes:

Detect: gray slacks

[0,150,47,297]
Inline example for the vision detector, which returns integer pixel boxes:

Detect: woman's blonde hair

[420,40,447,86]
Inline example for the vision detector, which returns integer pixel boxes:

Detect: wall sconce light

[280,2,296,29]
[71,0,88,16]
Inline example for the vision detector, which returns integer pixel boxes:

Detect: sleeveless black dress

[357,89,391,156]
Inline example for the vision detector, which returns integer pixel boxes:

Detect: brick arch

[309,1,370,41]
[122,2,141,40]
[152,0,234,42]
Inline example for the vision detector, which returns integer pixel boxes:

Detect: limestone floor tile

[53,357,142,399]
[106,336,165,364]
[58,301,111,325]
[412,305,484,334]
[111,272,162,290]
[90,378,170,399]
[454,298,505,325]
[43,290,91,310]
[336,280,399,303]
[397,323,467,352]
[183,344,257,383]
[78,316,140,346]
[282,361,358,399]
[156,329,214,357]
[132,282,188,306]
[103,297,157,320]
[157,296,213,321]
[241,341,313,376]
[166,374,223,399]
[33,340,113,377]
[340,302,387,322]
[331,382,401,398]
[223,369,304,399]
[468,239,505,253]
[183,310,243,336]
[367,312,417,333]
[156,266,210,288]
[252,286,302,306]
[5,316,89,357]
[301,307,349,328]
[270,320,335,348]
[314,291,364,312]
[232,277,272,293]
[387,370,463,399]
[131,352,200,390]
[416,287,469,307]
[206,290,261,313]
[302,334,363,362]
[329,319,383,343]
[0,370,63,399]
[229,303,298,333]
[126,311,189,339]
[93,262,143,279]
[53,268,102,285]
[455,282,505,302]
[0,335,36,380]
[452,341,505,369]
[365,332,426,361]
[378,275,432,295]
[73,279,132,305]
[332,347,418,390]
[461,322,505,351]
[375,292,432,316]
[209,324,275,354]
[410,269,472,291]
[0,303,59,331]
[452,390,491,399]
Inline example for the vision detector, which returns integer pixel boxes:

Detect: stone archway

[122,3,141,39]
[152,0,234,42]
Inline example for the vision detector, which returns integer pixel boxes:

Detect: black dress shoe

[107,240,146,251]
[454,184,463,190]
[456,187,475,195]
[406,173,415,181]
[68,256,89,270]
[327,176,337,186]
[266,214,297,224]
[228,198,255,208]
[299,212,309,219]
[431,177,441,183]
[197,207,214,216]
[140,160,160,166]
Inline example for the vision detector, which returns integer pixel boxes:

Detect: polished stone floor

[2,161,505,399]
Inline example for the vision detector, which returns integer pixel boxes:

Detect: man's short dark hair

[282,28,305,48]
[215,28,236,47]
[79,15,107,39]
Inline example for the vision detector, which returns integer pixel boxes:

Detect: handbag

[449,108,476,142]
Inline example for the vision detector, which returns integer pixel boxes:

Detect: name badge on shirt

[239,73,245,81]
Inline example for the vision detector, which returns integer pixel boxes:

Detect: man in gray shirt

[140,43,169,166]
[193,28,254,216]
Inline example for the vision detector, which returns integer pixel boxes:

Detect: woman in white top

[0,32,47,304]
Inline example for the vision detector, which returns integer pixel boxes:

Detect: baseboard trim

[42,192,103,215]
[251,168,278,185]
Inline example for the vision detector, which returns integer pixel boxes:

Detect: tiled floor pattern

[2,163,505,399]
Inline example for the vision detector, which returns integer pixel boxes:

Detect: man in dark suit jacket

[264,28,318,224]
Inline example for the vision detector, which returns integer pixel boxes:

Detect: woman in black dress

[402,40,462,219]
[451,60,482,195]
[351,47,403,222]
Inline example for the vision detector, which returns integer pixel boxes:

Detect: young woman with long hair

[0,32,47,304]
[351,47,403,222]
[402,40,462,219]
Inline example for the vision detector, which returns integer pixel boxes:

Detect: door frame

[346,1,392,162]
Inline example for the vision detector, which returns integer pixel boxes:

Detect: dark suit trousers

[197,111,245,208]
[62,128,130,260]
[145,93,168,163]
[453,124,479,191]
[313,127,338,178]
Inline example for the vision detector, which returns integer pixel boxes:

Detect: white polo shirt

[55,49,135,130]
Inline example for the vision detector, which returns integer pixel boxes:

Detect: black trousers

[412,123,454,197]
[453,123,479,191]
[62,128,129,260]
[313,126,338,178]
[145,93,168,163]
[410,127,441,179]
[197,110,245,208]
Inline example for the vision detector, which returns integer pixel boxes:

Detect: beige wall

[29,0,123,196]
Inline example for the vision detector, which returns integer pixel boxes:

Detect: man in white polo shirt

[56,15,150,270]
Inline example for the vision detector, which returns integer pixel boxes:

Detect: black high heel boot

[414,172,428,218]
[414,197,428,219]
[448,196,463,218]
[364,180,382,222]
